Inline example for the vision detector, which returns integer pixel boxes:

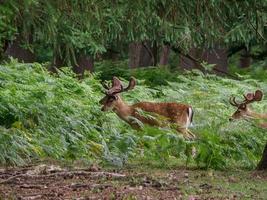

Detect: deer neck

[113,96,133,120]
[247,108,267,119]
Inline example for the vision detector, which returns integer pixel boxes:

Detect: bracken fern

[0,59,266,169]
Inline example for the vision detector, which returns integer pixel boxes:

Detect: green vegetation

[1,60,266,170]
[1,1,266,64]
[0,1,266,199]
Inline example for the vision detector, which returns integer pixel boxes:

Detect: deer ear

[254,90,263,101]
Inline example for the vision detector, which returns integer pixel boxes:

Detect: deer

[229,90,267,128]
[99,76,195,139]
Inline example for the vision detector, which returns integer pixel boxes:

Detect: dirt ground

[0,164,266,200]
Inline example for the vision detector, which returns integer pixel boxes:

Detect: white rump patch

[186,107,193,128]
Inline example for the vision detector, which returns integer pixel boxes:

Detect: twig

[248,20,267,43]
[19,184,44,189]
[245,11,267,43]
[0,171,126,184]
[0,174,22,184]
[19,195,43,200]
[70,183,111,190]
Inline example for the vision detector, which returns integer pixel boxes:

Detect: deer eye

[99,97,105,104]
[240,104,246,109]
[108,96,117,102]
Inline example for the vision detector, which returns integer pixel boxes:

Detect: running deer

[99,76,195,139]
[229,90,267,128]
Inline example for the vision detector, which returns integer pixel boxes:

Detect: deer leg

[186,129,196,139]
[177,128,195,139]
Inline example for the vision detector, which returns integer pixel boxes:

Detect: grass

[0,59,267,170]
[184,170,266,199]
[128,167,267,200]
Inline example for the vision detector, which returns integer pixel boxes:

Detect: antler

[101,81,111,90]
[229,97,239,107]
[242,90,263,104]
[122,77,136,92]
[104,76,136,96]
[105,77,123,95]
[229,90,263,107]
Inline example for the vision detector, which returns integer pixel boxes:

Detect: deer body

[100,77,195,138]
[115,99,193,130]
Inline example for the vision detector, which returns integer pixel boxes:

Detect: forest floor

[0,163,266,200]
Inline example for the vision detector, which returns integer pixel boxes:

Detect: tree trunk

[4,37,35,63]
[2,40,9,53]
[151,42,158,65]
[73,54,94,78]
[159,44,171,65]
[103,48,120,60]
[49,52,64,73]
[202,48,228,74]
[257,142,267,170]
[128,42,157,68]
[179,48,201,70]
[50,50,93,78]
[239,49,251,68]
[180,47,228,74]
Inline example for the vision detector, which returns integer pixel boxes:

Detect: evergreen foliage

[1,0,266,63]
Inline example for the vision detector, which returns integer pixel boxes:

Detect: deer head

[99,76,136,111]
[229,90,263,121]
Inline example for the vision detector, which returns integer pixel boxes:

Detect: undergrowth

[0,59,267,170]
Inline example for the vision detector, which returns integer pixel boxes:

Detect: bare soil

[0,164,266,200]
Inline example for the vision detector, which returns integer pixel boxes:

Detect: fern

[0,59,266,169]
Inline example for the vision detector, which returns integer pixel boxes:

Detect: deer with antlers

[229,90,267,128]
[99,76,195,139]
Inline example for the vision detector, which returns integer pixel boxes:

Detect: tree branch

[170,45,239,79]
